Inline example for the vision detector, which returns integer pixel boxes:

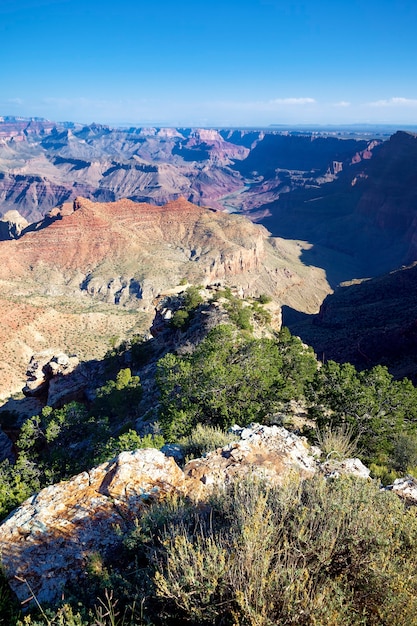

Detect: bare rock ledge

[0,424,370,607]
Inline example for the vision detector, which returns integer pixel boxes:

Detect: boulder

[184,424,319,498]
[0,449,186,606]
[388,475,417,505]
[320,457,371,480]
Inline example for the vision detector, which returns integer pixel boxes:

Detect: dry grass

[316,423,359,460]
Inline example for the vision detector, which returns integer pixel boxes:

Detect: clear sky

[1,0,417,127]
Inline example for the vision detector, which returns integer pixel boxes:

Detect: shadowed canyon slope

[260,131,417,283]
[2,119,417,390]
[0,197,330,399]
[286,262,417,382]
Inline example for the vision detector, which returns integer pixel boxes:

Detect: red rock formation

[0,197,268,302]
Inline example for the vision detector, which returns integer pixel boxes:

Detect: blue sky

[2,0,417,127]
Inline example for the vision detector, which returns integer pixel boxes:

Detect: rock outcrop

[388,475,417,505]
[0,449,186,606]
[23,350,83,406]
[184,425,320,496]
[24,350,78,395]
[0,209,29,240]
[0,424,370,607]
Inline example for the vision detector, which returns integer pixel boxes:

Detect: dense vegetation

[1,290,417,624]
[0,369,162,520]
[157,325,316,439]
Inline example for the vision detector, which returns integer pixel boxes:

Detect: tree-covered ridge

[157,325,316,439]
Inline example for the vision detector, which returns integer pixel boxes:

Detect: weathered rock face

[0,424,370,608]
[184,425,320,498]
[261,131,417,286]
[0,209,29,240]
[233,133,375,178]
[0,449,186,606]
[184,424,369,498]
[355,132,417,251]
[0,117,58,141]
[23,350,82,406]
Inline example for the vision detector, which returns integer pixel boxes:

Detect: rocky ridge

[0,197,270,303]
[0,424,370,607]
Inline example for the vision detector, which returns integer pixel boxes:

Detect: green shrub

[130,335,155,367]
[392,432,417,473]
[257,294,272,305]
[170,309,189,329]
[182,285,203,311]
[307,360,417,469]
[251,302,272,326]
[169,286,204,330]
[93,369,142,420]
[96,430,165,463]
[157,325,285,439]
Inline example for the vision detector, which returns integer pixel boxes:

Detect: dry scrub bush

[153,475,417,626]
[154,534,227,623]
[10,476,417,626]
[177,423,237,460]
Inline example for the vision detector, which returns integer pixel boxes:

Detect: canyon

[1,117,417,394]
[0,195,329,400]
[2,118,416,288]
[1,118,417,622]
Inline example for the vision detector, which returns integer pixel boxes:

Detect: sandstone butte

[0,424,370,608]
[0,196,329,304]
[0,197,330,400]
